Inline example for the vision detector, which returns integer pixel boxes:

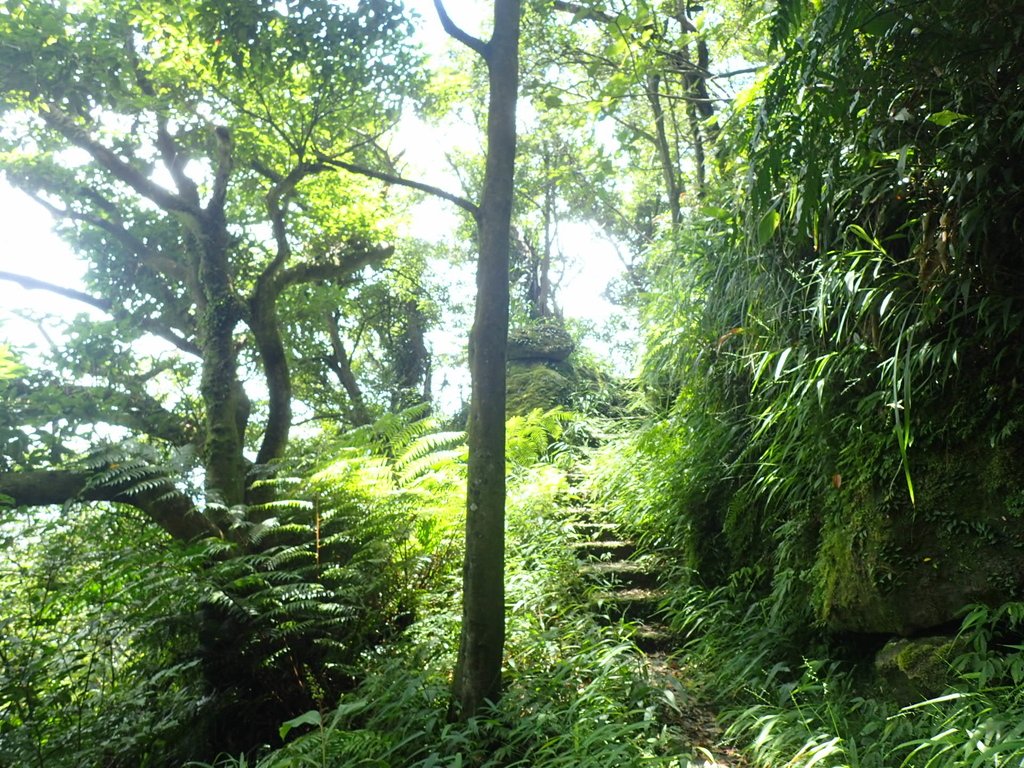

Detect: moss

[813,497,894,630]
[813,434,1024,634]
[506,363,571,416]
[874,636,960,702]
[507,321,574,363]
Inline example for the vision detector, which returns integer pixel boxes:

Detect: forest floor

[567,495,746,767]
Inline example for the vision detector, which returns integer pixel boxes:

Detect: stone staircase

[569,512,673,653]
[565,495,743,768]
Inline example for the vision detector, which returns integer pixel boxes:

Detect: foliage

[626,0,1024,633]
[0,506,208,768]
[0,343,21,380]
[199,446,698,768]
[659,572,1024,768]
[8,0,1024,765]
[505,406,577,473]
[0,408,468,766]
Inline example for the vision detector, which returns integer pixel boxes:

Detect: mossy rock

[874,635,960,703]
[506,363,571,416]
[814,437,1024,635]
[507,322,574,363]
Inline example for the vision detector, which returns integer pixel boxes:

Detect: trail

[564,479,744,767]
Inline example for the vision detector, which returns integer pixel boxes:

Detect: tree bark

[249,289,292,468]
[324,311,373,427]
[196,209,248,507]
[445,0,521,719]
[646,72,683,226]
[0,469,221,541]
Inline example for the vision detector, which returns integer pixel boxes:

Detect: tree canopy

[0,0,428,531]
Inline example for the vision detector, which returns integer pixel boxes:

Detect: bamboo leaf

[758,209,781,246]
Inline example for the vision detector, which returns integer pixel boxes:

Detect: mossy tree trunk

[196,210,249,507]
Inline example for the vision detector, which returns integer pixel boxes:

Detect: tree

[0,0,422,535]
[429,0,521,719]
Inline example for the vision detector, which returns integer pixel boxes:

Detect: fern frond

[264,546,316,570]
[394,431,465,473]
[398,448,467,487]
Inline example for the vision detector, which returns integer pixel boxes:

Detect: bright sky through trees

[0,0,630,385]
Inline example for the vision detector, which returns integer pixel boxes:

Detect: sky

[0,1,633,404]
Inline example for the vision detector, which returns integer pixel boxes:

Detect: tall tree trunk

[196,212,247,506]
[440,0,521,719]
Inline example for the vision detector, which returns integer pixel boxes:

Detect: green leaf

[774,347,792,379]
[0,344,23,380]
[542,93,563,109]
[701,205,732,222]
[926,110,969,127]
[758,209,781,246]
[279,709,321,741]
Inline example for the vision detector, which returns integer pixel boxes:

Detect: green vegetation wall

[637,0,1024,637]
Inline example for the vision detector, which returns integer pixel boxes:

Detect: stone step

[634,624,675,654]
[573,521,620,542]
[590,587,666,622]
[579,559,661,590]
[571,539,637,561]
[561,505,601,518]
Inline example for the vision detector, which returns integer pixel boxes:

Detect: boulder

[874,635,961,702]
[507,322,574,363]
[814,437,1024,635]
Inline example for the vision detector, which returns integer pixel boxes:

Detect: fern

[506,408,576,471]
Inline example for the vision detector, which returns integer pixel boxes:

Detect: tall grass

[660,575,1024,768]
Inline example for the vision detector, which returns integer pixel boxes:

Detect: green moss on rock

[506,363,571,416]
[507,322,574,362]
[874,635,960,702]
[814,437,1024,635]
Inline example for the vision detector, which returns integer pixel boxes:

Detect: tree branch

[274,246,395,293]
[317,154,480,220]
[209,126,233,211]
[0,270,110,310]
[324,311,372,427]
[0,469,221,541]
[9,379,198,447]
[551,1,614,23]
[129,36,203,208]
[434,0,489,57]
[713,65,764,79]
[0,270,201,357]
[39,106,200,219]
[24,185,190,287]
[248,163,310,469]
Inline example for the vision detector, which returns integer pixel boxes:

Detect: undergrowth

[664,577,1024,768]
[193,410,702,768]
[590,421,1024,768]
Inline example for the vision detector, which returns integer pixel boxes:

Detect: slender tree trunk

[446,0,521,719]
[646,72,682,226]
[539,155,554,318]
[249,291,292,468]
[325,311,373,427]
